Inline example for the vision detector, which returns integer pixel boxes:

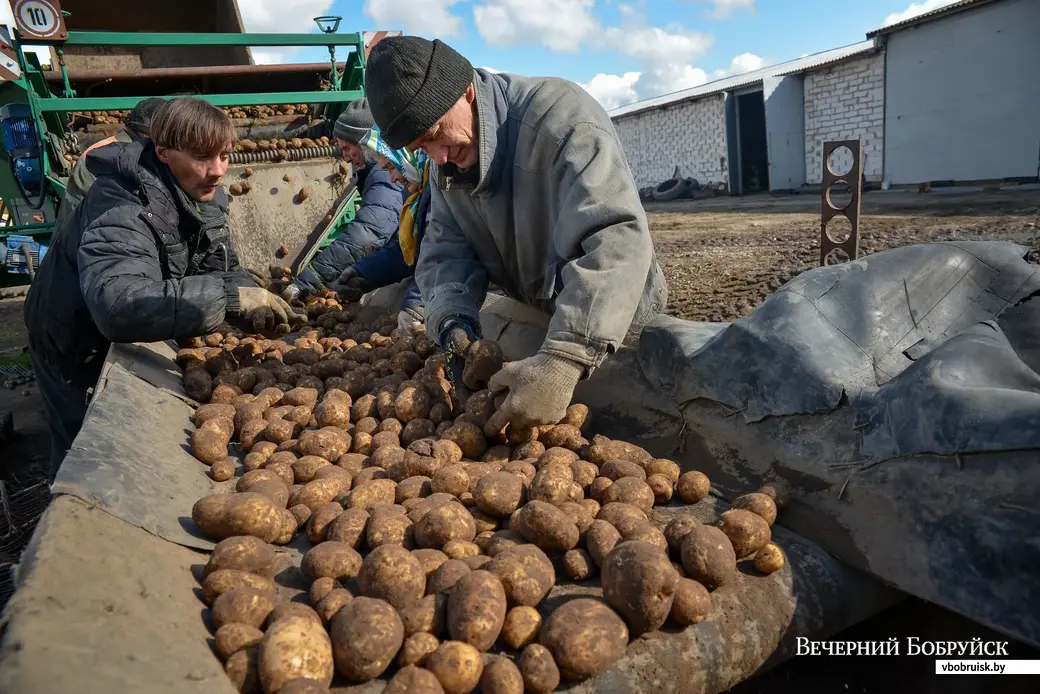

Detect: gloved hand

[245,268,269,288]
[281,283,303,304]
[232,287,307,336]
[484,352,584,435]
[397,305,423,331]
[442,324,475,398]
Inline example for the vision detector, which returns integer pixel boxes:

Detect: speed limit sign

[11,0,67,41]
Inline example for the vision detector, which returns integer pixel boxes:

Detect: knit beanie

[126,97,166,138]
[365,36,474,150]
[333,98,374,143]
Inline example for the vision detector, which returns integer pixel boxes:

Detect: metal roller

[228,145,340,165]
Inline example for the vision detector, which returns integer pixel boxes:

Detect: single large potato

[191,427,228,466]
[473,471,524,518]
[346,478,398,510]
[204,536,277,577]
[329,597,404,682]
[385,665,445,694]
[259,615,334,693]
[511,501,579,553]
[462,340,503,390]
[601,541,679,636]
[414,501,477,549]
[680,524,737,589]
[214,623,264,661]
[664,515,701,554]
[732,492,778,526]
[585,519,622,568]
[211,587,276,630]
[201,569,276,605]
[601,477,655,514]
[298,427,351,462]
[427,559,471,595]
[366,512,415,549]
[441,421,487,460]
[481,656,524,694]
[586,438,652,468]
[192,493,284,543]
[324,507,369,549]
[676,470,711,503]
[301,541,363,582]
[398,593,448,638]
[519,644,560,694]
[447,570,507,651]
[357,544,426,610]
[486,544,555,607]
[528,466,573,506]
[540,598,629,680]
[717,508,771,558]
[670,577,712,626]
[289,477,351,512]
[425,641,484,694]
[398,632,440,667]
[599,460,646,481]
[501,605,541,649]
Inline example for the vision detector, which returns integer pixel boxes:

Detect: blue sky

[206,1,962,110]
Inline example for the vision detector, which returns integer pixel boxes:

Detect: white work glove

[397,306,423,331]
[484,352,584,435]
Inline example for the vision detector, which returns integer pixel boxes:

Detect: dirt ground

[0,188,1037,690]
[649,186,1040,322]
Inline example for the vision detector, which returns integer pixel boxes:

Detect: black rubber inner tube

[656,178,678,193]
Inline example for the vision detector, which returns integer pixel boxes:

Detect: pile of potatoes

[181,298,788,694]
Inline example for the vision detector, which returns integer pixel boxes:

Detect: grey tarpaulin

[639,241,1040,461]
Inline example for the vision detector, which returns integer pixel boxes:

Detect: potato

[285,405,314,428]
[183,368,214,402]
[644,474,673,505]
[305,502,343,543]
[264,417,297,444]
[214,623,264,661]
[212,587,276,629]
[399,593,448,637]
[357,544,425,610]
[541,598,628,681]
[352,467,386,486]
[540,424,583,450]
[204,536,277,577]
[309,577,339,606]
[661,516,698,554]
[677,470,711,503]
[511,441,544,461]
[414,501,476,549]
[290,477,350,512]
[225,646,260,693]
[201,569,276,605]
[502,605,541,649]
[292,455,330,484]
[316,589,354,625]
[536,447,577,470]
[596,502,647,529]
[647,458,681,484]
[366,512,415,548]
[758,482,790,509]
[670,577,711,625]
[618,519,668,552]
[267,602,323,628]
[324,508,369,548]
[425,641,484,694]
[586,439,652,468]
[262,465,295,491]
[397,475,433,502]
[717,508,771,558]
[511,501,579,553]
[481,656,524,694]
[429,464,469,498]
[258,615,334,693]
[427,559,471,594]
[601,541,678,635]
[192,493,284,543]
[191,428,228,466]
[754,542,785,574]
[486,544,554,607]
[519,644,560,694]
[298,427,351,461]
[446,570,507,651]
[371,430,400,451]
[399,632,440,667]
[473,472,524,518]
[402,418,436,446]
[601,477,655,513]
[589,477,613,503]
[210,458,237,482]
[528,466,573,506]
[283,386,319,407]
[201,415,235,443]
[346,478,397,510]
[212,383,243,404]
[442,540,479,560]
[560,403,590,431]
[278,677,333,694]
[395,386,431,422]
[412,548,450,577]
[680,524,737,589]
[563,548,596,581]
[441,421,487,460]
[462,340,503,390]
[329,597,404,682]
[301,541,362,581]
[355,416,380,435]
[385,665,445,694]
[732,492,778,526]
[193,402,237,426]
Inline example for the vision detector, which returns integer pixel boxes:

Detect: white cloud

[238,0,335,33]
[581,71,640,111]
[881,0,959,27]
[479,66,502,73]
[473,0,599,52]
[689,0,755,20]
[600,26,713,66]
[365,0,466,37]
[251,50,288,65]
[712,51,768,78]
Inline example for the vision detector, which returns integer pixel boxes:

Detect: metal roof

[866,0,997,37]
[609,40,876,119]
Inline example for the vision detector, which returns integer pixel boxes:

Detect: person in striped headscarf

[331,123,431,330]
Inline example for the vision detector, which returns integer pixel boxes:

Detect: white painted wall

[884,0,1040,183]
[611,94,730,189]
[803,53,885,184]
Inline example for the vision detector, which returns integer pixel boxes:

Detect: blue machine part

[4,234,47,275]
[0,103,43,190]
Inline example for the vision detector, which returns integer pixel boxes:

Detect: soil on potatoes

[648,186,1040,322]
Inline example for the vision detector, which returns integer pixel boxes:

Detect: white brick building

[803,53,885,184]
[609,0,1040,194]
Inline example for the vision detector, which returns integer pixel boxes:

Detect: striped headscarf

[359,124,429,265]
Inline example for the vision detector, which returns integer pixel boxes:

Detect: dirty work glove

[232,287,307,336]
[397,305,423,331]
[333,266,369,302]
[245,267,269,288]
[484,352,584,435]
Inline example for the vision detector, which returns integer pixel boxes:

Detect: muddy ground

[0,187,1037,691]
[649,186,1040,322]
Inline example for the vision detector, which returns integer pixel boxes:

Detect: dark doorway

[737,90,769,193]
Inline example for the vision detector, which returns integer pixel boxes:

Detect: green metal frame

[0,21,367,278]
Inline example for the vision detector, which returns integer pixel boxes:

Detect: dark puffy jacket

[353,182,432,314]
[24,139,253,385]
[295,164,405,291]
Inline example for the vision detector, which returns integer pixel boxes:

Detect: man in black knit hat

[282,99,405,302]
[364,36,668,434]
